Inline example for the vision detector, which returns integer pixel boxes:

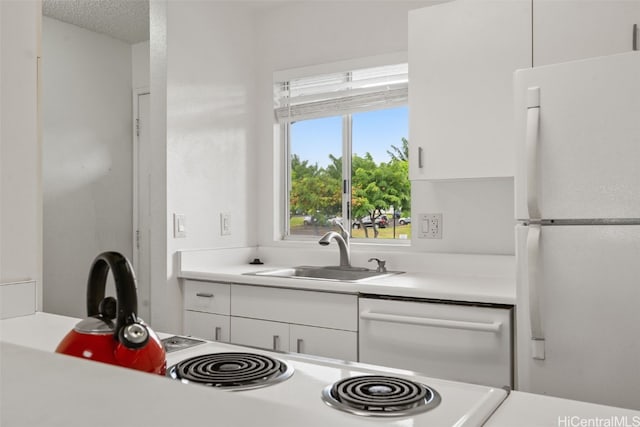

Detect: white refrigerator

[514,51,640,410]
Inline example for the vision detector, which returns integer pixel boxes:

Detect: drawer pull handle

[360,311,502,333]
[272,335,280,351]
[215,327,222,341]
[296,338,303,353]
[195,292,214,298]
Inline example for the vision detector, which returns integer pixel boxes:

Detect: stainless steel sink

[244,266,403,282]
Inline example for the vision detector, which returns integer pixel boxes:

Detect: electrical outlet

[173,214,186,238]
[419,213,443,239]
[220,212,231,236]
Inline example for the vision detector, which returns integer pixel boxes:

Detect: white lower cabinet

[182,280,512,382]
[229,317,357,360]
[230,317,290,352]
[231,285,357,331]
[182,281,359,360]
[183,280,231,342]
[228,284,358,360]
[289,324,357,361]
[183,311,230,342]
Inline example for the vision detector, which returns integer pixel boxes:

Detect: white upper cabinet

[533,0,640,66]
[409,0,532,180]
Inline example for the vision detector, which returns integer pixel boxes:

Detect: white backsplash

[410,178,515,255]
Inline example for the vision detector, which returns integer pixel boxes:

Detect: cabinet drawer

[0,281,36,319]
[290,324,357,361]
[359,298,512,388]
[231,285,357,331]
[230,317,290,352]
[183,311,230,342]
[183,280,230,315]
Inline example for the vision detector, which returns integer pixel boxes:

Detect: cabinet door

[231,285,357,331]
[408,0,531,180]
[289,324,357,361]
[230,317,290,352]
[534,0,640,66]
[183,311,230,342]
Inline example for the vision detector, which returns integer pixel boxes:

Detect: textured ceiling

[42,0,149,44]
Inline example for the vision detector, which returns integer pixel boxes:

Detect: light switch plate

[173,214,186,238]
[220,212,231,236]
[418,213,442,239]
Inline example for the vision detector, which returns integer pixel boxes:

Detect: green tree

[290,136,410,237]
[351,152,410,238]
[386,137,409,162]
[290,154,341,220]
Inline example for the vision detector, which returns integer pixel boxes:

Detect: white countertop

[178,247,516,305]
[1,313,496,427]
[1,342,368,427]
[3,313,639,426]
[485,391,640,427]
[0,314,368,426]
[180,264,515,305]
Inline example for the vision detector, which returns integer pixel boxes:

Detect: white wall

[253,1,514,255]
[149,1,256,333]
[147,1,515,331]
[1,1,42,306]
[132,40,150,90]
[41,17,133,318]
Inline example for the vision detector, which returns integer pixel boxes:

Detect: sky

[290,106,408,168]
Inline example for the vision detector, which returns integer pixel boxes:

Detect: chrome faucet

[368,257,387,273]
[319,223,350,267]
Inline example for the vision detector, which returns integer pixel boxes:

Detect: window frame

[273,54,410,245]
[281,107,409,244]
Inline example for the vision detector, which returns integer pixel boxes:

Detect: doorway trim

[132,86,150,321]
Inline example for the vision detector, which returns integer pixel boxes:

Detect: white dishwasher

[359,297,513,388]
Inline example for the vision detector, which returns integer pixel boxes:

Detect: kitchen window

[275,63,410,241]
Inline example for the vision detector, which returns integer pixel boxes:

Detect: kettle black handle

[86,252,139,340]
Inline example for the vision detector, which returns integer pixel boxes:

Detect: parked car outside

[398,217,411,225]
[303,215,340,226]
[353,215,388,229]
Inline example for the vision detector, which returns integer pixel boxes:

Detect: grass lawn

[351,224,411,239]
[291,216,305,227]
[290,216,411,240]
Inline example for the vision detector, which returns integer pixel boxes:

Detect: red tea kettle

[56,251,166,375]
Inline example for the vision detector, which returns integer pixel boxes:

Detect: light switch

[220,212,231,236]
[174,214,186,238]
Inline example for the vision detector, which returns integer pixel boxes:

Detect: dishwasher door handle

[360,311,502,333]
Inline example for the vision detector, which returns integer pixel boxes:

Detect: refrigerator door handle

[526,87,541,219]
[527,224,545,360]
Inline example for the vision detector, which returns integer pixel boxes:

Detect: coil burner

[168,352,294,391]
[321,375,441,417]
